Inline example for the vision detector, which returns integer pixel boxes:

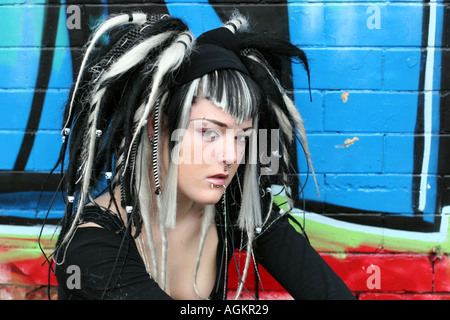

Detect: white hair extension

[281,94,319,195]
[244,53,294,140]
[59,15,174,246]
[135,133,160,282]
[60,87,106,246]
[223,11,249,33]
[61,29,176,246]
[271,103,294,140]
[60,23,193,252]
[78,30,173,198]
[234,230,255,300]
[238,165,262,232]
[282,97,313,176]
[234,140,261,300]
[193,204,215,299]
[122,31,194,177]
[99,32,173,83]
[62,12,147,134]
[157,80,199,291]
[233,162,260,301]
[160,79,199,229]
[158,223,168,291]
[237,118,262,231]
[244,51,319,195]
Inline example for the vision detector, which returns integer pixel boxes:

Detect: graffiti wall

[0,0,449,300]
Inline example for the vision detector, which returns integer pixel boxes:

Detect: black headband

[175,27,249,85]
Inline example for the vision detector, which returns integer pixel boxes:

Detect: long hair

[51,11,314,300]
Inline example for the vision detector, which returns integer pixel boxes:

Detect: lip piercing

[224,164,232,171]
[211,183,227,189]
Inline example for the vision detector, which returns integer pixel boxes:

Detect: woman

[51,11,355,300]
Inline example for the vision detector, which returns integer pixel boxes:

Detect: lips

[207,174,229,186]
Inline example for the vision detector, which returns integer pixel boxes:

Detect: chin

[191,190,225,206]
[202,196,224,206]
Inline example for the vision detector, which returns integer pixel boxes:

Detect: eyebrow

[190,118,253,131]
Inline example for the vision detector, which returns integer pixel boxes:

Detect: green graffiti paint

[274,195,450,253]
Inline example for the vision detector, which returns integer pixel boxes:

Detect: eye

[235,135,248,144]
[202,129,220,142]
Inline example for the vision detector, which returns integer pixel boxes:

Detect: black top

[55,206,355,300]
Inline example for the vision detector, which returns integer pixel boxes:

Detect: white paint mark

[418,2,437,213]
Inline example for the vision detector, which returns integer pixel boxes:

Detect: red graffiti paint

[0,255,57,286]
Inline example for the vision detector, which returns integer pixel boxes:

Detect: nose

[220,131,239,165]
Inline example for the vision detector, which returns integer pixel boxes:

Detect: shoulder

[78,205,126,233]
[56,222,132,271]
[54,211,142,299]
[55,206,132,271]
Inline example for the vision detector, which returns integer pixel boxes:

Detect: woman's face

[172,97,253,206]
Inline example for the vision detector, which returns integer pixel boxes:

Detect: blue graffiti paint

[166,1,222,37]
[290,3,444,222]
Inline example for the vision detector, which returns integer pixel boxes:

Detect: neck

[149,168,207,222]
[174,191,206,222]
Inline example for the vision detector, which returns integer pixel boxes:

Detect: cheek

[178,162,199,180]
[236,143,246,163]
[179,129,213,164]
[177,162,207,194]
[178,131,195,164]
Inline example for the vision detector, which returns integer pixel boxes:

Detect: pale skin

[81,97,253,299]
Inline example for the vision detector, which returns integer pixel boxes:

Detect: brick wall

[0,1,449,300]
